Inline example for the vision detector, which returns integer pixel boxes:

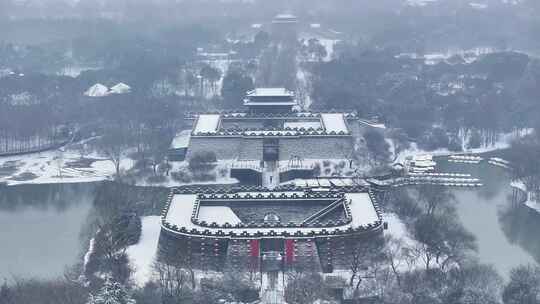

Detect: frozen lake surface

[0,183,96,281]
[438,158,538,277]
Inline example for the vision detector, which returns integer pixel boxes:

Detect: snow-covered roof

[244,88,297,107]
[170,130,191,149]
[273,13,298,21]
[109,82,131,94]
[193,114,221,134]
[469,2,488,9]
[321,113,349,133]
[244,101,298,106]
[197,206,242,225]
[84,83,109,97]
[406,0,438,6]
[163,190,381,237]
[346,193,379,226]
[246,88,294,97]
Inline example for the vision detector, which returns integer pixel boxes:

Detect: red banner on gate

[250,239,260,257]
[285,239,295,263]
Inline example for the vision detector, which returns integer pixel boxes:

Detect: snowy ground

[0,143,237,187]
[397,47,496,65]
[295,68,313,110]
[384,213,409,241]
[0,149,134,186]
[57,65,102,77]
[384,213,421,252]
[392,129,529,165]
[406,0,438,6]
[126,216,161,287]
[383,213,424,271]
[135,160,238,188]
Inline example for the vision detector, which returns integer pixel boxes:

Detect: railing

[192,129,351,137]
[185,110,358,120]
[197,191,344,201]
[302,197,346,225]
[230,160,263,172]
[279,164,315,173]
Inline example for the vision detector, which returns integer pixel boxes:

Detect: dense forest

[311,48,540,149]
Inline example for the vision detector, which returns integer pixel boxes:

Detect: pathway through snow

[127,216,161,287]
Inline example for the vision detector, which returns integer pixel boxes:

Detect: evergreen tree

[87,278,135,304]
[221,69,254,109]
[0,282,14,304]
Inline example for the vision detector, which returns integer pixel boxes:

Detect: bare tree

[508,138,540,201]
[341,236,386,291]
[415,185,455,217]
[97,124,129,178]
[152,258,194,302]
[284,271,329,304]
[503,264,540,304]
[0,273,88,304]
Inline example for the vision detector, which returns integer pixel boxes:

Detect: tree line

[310,47,540,151]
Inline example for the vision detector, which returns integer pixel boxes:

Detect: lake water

[437,158,539,277]
[0,183,97,281]
[0,159,539,281]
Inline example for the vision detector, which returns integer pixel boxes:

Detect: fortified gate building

[160,88,386,274]
[182,88,367,162]
[159,185,384,273]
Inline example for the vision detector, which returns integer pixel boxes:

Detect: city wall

[279,136,354,160]
[187,136,354,161]
[186,136,242,160]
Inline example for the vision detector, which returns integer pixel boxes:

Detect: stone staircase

[261,271,286,304]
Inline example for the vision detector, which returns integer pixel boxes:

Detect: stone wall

[225,239,258,272]
[158,230,229,271]
[291,239,321,272]
[316,231,384,273]
[187,137,242,160]
[279,136,354,160]
[279,168,315,182]
[188,135,354,161]
[239,138,263,160]
[230,168,262,185]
